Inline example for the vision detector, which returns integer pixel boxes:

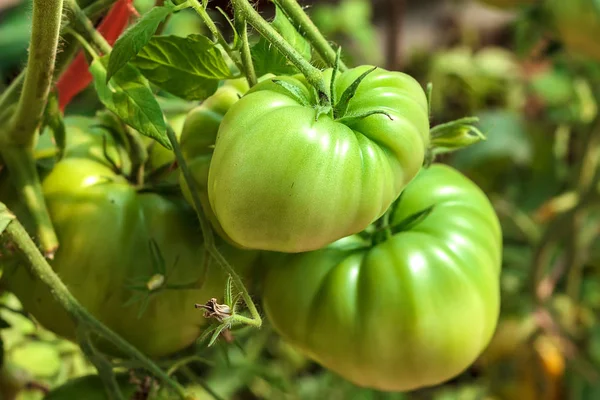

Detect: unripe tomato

[262,164,502,391]
[179,79,250,245]
[0,117,258,357]
[209,66,430,252]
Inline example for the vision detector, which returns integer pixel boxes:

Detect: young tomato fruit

[0,117,258,358]
[179,78,249,246]
[262,164,502,392]
[208,66,430,252]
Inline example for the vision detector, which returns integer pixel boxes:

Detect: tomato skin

[1,117,257,358]
[209,66,430,253]
[262,164,502,392]
[179,79,249,245]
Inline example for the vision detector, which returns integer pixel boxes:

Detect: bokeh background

[2,0,600,398]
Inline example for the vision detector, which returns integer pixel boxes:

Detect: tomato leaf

[106,2,176,82]
[0,203,15,236]
[251,5,311,77]
[131,34,233,101]
[90,56,171,150]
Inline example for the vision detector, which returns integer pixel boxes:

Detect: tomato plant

[262,164,502,391]
[0,117,258,358]
[209,66,430,253]
[179,78,250,245]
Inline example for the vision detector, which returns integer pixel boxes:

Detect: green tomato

[262,164,502,392]
[546,0,600,61]
[179,79,250,245]
[1,117,258,358]
[209,66,430,252]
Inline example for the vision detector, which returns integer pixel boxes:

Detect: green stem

[165,126,262,329]
[0,0,116,118]
[274,0,347,71]
[64,0,112,54]
[188,1,245,74]
[0,0,64,255]
[232,0,328,97]
[77,328,125,400]
[236,13,258,87]
[7,0,63,147]
[84,0,120,21]
[1,211,188,399]
[0,148,58,257]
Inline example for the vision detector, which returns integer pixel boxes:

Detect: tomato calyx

[195,298,232,323]
[369,194,436,245]
[332,66,377,119]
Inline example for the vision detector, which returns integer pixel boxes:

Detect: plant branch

[0,208,188,399]
[188,0,245,74]
[7,0,63,147]
[232,0,328,97]
[77,328,126,400]
[64,0,113,54]
[0,0,65,257]
[0,0,117,117]
[236,12,258,87]
[165,125,262,328]
[275,0,347,71]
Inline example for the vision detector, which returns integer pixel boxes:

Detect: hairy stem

[237,13,258,87]
[77,328,125,400]
[165,126,262,328]
[275,0,347,71]
[64,0,113,54]
[232,0,328,97]
[7,0,63,147]
[0,0,65,256]
[188,1,245,74]
[0,210,188,398]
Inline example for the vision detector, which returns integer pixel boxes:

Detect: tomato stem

[77,328,126,400]
[165,125,263,329]
[0,210,189,399]
[0,0,118,118]
[64,0,113,55]
[0,148,58,257]
[274,0,348,71]
[187,0,246,76]
[0,0,64,256]
[231,0,329,101]
[236,11,258,87]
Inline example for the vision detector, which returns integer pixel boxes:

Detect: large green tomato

[209,66,430,252]
[546,0,600,61]
[262,164,502,392]
[0,117,258,358]
[179,78,249,245]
